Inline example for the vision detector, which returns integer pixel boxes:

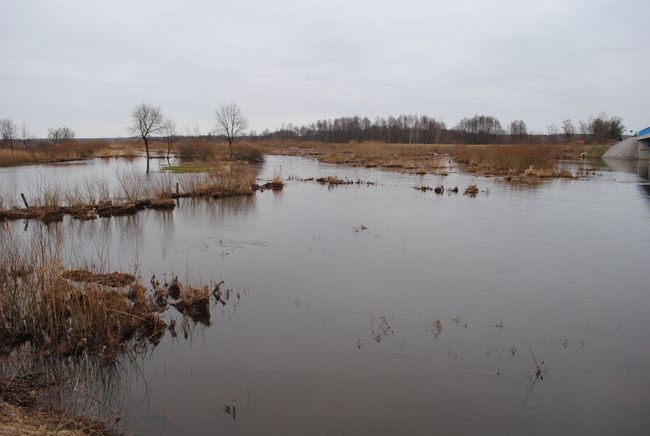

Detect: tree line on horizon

[0,109,628,154]
[259,112,627,145]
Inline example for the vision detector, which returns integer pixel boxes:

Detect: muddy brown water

[1,156,650,435]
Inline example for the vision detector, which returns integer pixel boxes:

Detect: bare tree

[20,122,30,141]
[214,103,248,157]
[578,120,589,142]
[163,118,177,160]
[1,119,18,155]
[509,120,527,143]
[129,103,165,159]
[561,119,575,140]
[586,113,624,144]
[47,127,75,144]
[455,115,504,144]
[546,124,559,143]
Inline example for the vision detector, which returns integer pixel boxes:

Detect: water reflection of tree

[150,208,175,239]
[179,195,256,222]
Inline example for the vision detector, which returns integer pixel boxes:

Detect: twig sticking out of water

[522,332,545,380]
[517,331,547,416]
[610,316,621,335]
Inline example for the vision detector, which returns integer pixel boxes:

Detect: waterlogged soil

[2,156,650,435]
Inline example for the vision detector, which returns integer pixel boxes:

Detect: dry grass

[0,231,167,360]
[115,167,148,202]
[176,161,257,197]
[255,140,583,178]
[0,401,106,435]
[0,227,243,433]
[0,140,150,167]
[316,176,353,186]
[175,139,264,163]
[0,158,260,223]
[523,166,573,178]
[176,138,219,160]
[449,144,558,175]
[172,286,210,325]
[256,141,448,174]
[0,138,268,167]
[0,227,236,361]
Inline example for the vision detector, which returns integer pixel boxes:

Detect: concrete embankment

[602,137,639,160]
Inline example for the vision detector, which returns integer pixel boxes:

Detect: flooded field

[1,155,650,435]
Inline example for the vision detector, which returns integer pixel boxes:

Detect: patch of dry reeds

[176,161,257,197]
[0,231,167,360]
[449,144,559,175]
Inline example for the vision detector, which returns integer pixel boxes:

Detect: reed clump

[176,138,219,160]
[176,161,257,198]
[0,230,240,361]
[0,228,243,432]
[61,269,137,287]
[172,285,211,325]
[0,232,168,360]
[522,166,573,178]
[449,144,563,176]
[320,142,447,174]
[316,176,353,186]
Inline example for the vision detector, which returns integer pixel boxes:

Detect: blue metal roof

[638,126,650,139]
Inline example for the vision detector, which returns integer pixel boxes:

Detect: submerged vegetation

[0,160,259,223]
[0,228,241,432]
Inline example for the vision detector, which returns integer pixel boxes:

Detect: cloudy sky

[1,0,648,138]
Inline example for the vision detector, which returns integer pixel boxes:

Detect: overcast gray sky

[1,0,648,138]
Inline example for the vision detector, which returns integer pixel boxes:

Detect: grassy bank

[0,160,262,223]
[0,140,145,167]
[255,140,588,178]
[0,138,264,167]
[449,144,572,177]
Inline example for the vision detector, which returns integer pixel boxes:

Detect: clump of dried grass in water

[172,285,211,325]
[523,166,573,178]
[0,227,245,432]
[176,161,257,197]
[0,230,167,360]
[450,144,570,177]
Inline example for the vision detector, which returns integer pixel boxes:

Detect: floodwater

[1,156,650,435]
